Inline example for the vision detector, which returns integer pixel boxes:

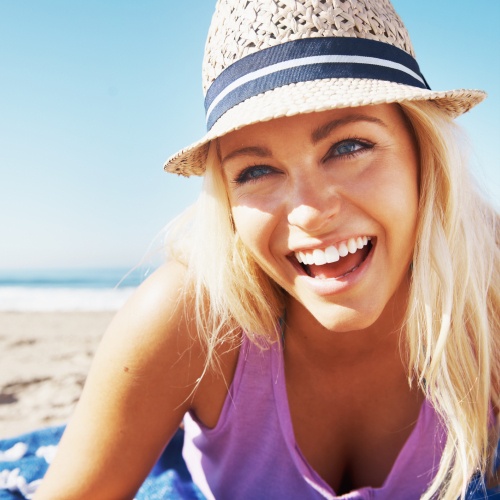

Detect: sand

[0,311,115,439]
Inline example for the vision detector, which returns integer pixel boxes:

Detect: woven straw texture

[203,0,414,93]
[165,0,486,176]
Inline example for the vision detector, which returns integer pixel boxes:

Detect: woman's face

[219,104,419,332]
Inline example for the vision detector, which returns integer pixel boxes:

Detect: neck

[283,280,410,368]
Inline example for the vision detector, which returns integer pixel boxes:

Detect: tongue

[307,247,368,279]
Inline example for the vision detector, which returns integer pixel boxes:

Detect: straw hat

[164,0,485,177]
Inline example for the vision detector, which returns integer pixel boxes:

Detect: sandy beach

[0,311,115,439]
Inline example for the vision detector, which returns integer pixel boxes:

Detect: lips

[294,236,373,279]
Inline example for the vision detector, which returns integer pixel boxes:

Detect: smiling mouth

[294,236,374,279]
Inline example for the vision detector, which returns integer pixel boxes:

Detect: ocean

[0,268,146,312]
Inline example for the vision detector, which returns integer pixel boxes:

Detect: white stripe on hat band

[205,54,427,126]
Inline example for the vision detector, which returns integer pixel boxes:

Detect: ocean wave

[0,268,143,289]
[0,286,137,312]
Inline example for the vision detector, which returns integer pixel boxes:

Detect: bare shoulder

[101,260,201,368]
[94,260,206,404]
[34,261,210,499]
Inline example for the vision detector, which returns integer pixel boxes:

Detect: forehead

[218,103,408,154]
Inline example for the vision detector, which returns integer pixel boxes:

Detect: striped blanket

[0,426,203,499]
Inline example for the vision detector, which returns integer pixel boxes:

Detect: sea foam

[0,268,144,312]
[0,286,136,312]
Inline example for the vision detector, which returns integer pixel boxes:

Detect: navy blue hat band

[205,37,430,131]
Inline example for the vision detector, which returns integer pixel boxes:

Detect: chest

[285,356,425,493]
[187,339,441,500]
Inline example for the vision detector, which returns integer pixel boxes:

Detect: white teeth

[338,242,349,257]
[294,236,372,268]
[325,245,340,263]
[347,238,357,254]
[312,249,327,265]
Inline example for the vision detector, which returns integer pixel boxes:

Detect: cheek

[376,169,419,268]
[350,156,419,254]
[232,205,291,286]
[375,175,418,225]
[357,151,418,211]
[231,205,277,257]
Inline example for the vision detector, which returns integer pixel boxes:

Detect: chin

[310,302,384,333]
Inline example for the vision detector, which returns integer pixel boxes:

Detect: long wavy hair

[166,100,499,499]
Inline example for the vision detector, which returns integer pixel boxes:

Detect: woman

[35,0,499,499]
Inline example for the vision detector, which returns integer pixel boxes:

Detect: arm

[34,261,206,499]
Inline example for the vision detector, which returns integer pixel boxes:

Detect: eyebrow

[221,114,387,164]
[311,114,387,144]
[221,145,272,165]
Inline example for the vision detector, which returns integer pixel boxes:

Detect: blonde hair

[166,101,499,499]
[400,101,500,499]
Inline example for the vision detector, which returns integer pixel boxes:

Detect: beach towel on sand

[1,426,499,499]
[0,426,204,500]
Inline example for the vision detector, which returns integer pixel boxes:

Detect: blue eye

[235,165,275,184]
[328,139,372,159]
[335,141,363,155]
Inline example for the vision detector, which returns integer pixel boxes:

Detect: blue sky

[0,1,498,270]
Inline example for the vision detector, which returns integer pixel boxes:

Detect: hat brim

[164,78,486,177]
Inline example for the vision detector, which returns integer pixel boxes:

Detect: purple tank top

[183,335,445,499]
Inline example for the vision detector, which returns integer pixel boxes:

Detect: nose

[286,176,341,233]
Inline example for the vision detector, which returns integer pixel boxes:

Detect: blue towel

[0,426,204,499]
[1,426,499,499]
